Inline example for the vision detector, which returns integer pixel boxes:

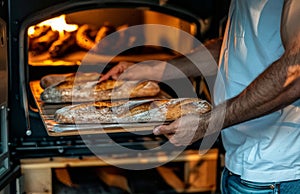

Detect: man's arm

[221,0,300,128]
[99,38,222,82]
[162,38,222,80]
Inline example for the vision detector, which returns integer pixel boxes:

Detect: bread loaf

[54,98,211,124]
[40,79,160,103]
[40,72,101,89]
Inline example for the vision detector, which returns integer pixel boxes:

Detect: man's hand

[99,61,134,82]
[100,60,166,82]
[153,114,208,146]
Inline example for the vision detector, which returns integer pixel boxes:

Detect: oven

[1,0,228,193]
[8,0,213,157]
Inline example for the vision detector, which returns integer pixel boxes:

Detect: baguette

[94,24,116,54]
[30,30,59,53]
[40,80,160,103]
[49,31,77,58]
[95,24,115,43]
[40,72,101,89]
[29,25,51,50]
[75,24,97,50]
[54,98,211,124]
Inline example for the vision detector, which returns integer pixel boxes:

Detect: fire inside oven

[13,3,208,158]
[27,9,198,66]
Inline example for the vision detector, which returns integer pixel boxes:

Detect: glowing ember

[28,14,78,37]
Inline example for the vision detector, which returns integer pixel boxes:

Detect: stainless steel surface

[0,71,6,105]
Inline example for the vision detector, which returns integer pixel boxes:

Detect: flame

[28,14,78,37]
[27,26,36,36]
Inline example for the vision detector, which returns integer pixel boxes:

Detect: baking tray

[30,80,171,136]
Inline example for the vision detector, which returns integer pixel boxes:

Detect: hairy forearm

[221,51,300,128]
[161,38,222,80]
[218,0,300,128]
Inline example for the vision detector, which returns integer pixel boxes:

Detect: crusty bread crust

[54,98,211,124]
[40,79,161,103]
[40,72,100,89]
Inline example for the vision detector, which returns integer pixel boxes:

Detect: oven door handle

[20,83,31,136]
[19,61,31,136]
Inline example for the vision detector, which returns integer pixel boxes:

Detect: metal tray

[30,80,171,136]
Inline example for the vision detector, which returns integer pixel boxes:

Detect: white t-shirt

[214,0,300,182]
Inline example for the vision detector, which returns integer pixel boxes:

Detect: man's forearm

[221,52,300,128]
[216,0,300,129]
[161,38,222,80]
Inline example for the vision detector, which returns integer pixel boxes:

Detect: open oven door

[0,17,21,193]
